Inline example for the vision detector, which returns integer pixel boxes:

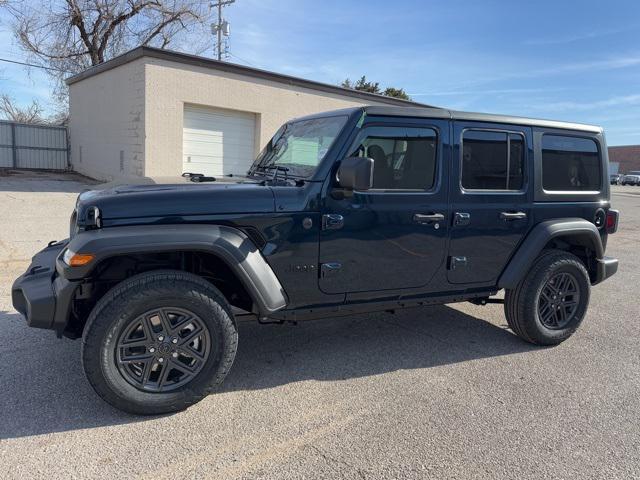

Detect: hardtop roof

[293,106,602,134]
[363,106,602,133]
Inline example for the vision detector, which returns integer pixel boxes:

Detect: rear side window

[461,130,525,190]
[542,135,601,191]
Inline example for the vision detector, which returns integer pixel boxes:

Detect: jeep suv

[12,106,619,414]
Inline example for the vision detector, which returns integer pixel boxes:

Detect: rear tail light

[605,209,619,234]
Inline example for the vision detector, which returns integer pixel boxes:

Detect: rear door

[448,122,533,284]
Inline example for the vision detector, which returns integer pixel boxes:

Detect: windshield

[250,115,348,178]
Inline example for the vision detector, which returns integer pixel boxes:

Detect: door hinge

[453,212,471,227]
[322,214,344,230]
[449,256,468,270]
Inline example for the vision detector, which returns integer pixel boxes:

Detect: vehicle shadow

[0,304,536,440]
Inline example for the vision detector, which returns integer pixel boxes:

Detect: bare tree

[0,94,46,123]
[7,1,212,102]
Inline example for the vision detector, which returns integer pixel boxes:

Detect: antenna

[211,0,236,61]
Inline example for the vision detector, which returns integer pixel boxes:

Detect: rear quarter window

[542,135,601,191]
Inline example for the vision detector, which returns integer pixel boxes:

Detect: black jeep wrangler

[12,106,619,414]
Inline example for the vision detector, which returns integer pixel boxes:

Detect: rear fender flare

[498,218,603,289]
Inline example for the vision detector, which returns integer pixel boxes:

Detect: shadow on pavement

[0,169,97,193]
[0,304,536,440]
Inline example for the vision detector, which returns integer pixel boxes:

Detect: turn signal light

[63,249,95,267]
[68,253,95,267]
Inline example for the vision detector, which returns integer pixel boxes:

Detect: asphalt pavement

[0,170,638,479]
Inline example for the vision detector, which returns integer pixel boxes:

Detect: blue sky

[1,0,639,145]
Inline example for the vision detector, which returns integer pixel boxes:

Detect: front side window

[351,127,438,190]
[251,115,347,177]
[461,130,525,191]
[542,135,601,191]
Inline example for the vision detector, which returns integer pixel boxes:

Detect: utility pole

[211,0,235,61]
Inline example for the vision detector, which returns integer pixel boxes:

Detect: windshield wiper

[263,165,290,183]
[250,165,305,186]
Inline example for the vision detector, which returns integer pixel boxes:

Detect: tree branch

[97,1,160,60]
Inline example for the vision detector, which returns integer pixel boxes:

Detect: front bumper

[594,256,618,285]
[11,241,78,334]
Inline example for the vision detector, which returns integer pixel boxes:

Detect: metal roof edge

[65,46,431,108]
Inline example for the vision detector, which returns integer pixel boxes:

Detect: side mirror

[337,156,373,191]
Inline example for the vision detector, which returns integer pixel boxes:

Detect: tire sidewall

[527,255,590,344]
[82,272,237,414]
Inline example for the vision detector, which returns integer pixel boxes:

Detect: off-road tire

[81,270,238,415]
[504,250,590,346]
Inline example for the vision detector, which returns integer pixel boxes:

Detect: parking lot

[0,170,639,479]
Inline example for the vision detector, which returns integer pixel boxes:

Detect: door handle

[413,213,445,224]
[500,211,527,221]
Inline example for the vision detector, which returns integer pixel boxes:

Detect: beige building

[67,47,422,181]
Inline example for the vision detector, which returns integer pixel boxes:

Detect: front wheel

[82,270,238,415]
[504,250,590,345]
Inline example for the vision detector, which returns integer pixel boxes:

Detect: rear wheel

[504,250,590,345]
[82,270,238,415]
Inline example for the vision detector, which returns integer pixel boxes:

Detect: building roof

[609,145,640,173]
[65,47,604,134]
[65,46,429,108]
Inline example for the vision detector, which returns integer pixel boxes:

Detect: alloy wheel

[537,272,580,330]
[115,307,211,392]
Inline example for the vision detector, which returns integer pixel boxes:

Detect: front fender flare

[58,224,287,315]
[498,218,604,290]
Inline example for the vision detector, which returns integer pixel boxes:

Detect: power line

[228,52,256,67]
[0,57,72,73]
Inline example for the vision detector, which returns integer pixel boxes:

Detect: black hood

[75,180,275,227]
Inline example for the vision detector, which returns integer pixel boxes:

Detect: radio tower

[211,0,235,60]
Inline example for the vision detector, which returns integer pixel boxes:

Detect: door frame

[447,120,534,287]
[318,115,452,300]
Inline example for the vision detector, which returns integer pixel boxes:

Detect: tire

[504,250,590,346]
[81,270,238,415]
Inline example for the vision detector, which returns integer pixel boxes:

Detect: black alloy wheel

[82,270,238,415]
[504,250,590,345]
[537,272,580,330]
[116,307,211,392]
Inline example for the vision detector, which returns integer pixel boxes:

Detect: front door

[318,119,450,295]
[447,122,533,284]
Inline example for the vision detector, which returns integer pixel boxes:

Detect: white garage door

[183,105,256,176]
